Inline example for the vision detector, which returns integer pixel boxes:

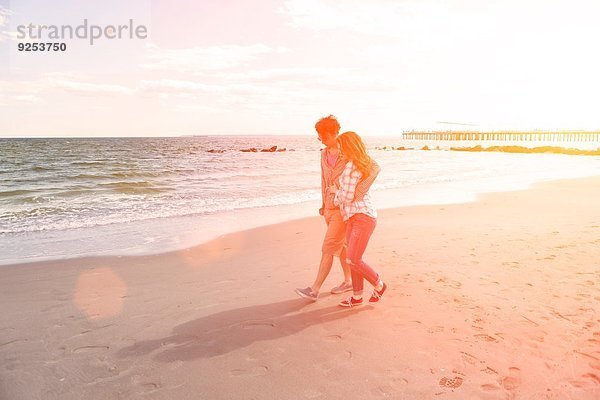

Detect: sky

[1,0,600,137]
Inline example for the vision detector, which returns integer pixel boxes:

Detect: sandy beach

[1,176,599,399]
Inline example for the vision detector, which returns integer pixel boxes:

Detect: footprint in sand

[501,261,520,269]
[480,383,501,392]
[240,320,276,329]
[474,334,498,343]
[526,330,546,343]
[230,365,269,377]
[371,385,395,397]
[500,367,521,391]
[460,352,479,365]
[140,382,160,391]
[569,373,600,388]
[582,373,600,384]
[384,369,408,387]
[589,361,600,371]
[482,366,499,375]
[0,339,27,348]
[427,326,444,334]
[439,376,463,389]
[214,279,236,285]
[436,277,462,289]
[131,376,162,394]
[574,350,600,361]
[72,345,110,354]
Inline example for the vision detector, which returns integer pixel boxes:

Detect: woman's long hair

[337,131,372,178]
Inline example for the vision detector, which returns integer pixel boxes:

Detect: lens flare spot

[74,267,127,320]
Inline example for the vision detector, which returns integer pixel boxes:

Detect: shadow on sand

[118,298,371,362]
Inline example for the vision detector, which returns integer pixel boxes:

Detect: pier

[402,131,600,142]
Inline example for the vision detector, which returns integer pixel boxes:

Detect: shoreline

[0,174,597,271]
[3,167,600,267]
[1,175,599,398]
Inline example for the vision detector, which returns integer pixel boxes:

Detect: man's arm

[319,150,325,215]
[354,158,380,201]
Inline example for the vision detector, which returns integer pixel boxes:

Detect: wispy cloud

[1,63,396,111]
[48,79,134,96]
[0,6,11,26]
[0,73,135,99]
[12,94,44,103]
[140,43,287,73]
[212,67,403,92]
[133,64,406,119]
[0,5,13,42]
[281,0,408,36]
[138,79,219,94]
[281,0,600,42]
[279,0,476,38]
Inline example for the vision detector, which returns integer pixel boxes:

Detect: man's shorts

[321,208,346,256]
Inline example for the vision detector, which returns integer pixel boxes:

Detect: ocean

[1,136,599,265]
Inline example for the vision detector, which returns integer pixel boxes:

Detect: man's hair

[315,115,341,137]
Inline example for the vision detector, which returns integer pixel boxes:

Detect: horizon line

[2,129,600,139]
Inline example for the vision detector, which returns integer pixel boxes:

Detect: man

[295,115,380,301]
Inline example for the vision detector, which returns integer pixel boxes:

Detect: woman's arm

[354,158,380,201]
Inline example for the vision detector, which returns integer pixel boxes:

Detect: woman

[333,131,387,307]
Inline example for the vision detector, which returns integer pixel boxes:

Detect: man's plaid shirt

[333,160,378,222]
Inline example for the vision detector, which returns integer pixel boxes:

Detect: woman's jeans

[345,213,379,296]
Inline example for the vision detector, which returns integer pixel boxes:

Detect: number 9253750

[18,42,67,52]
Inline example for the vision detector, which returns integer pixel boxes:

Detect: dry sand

[1,176,599,399]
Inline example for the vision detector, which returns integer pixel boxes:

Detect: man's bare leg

[311,247,352,293]
[311,253,333,293]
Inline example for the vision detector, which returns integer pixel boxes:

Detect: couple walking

[295,115,387,307]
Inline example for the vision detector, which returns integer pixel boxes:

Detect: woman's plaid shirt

[334,160,378,221]
[320,149,379,211]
